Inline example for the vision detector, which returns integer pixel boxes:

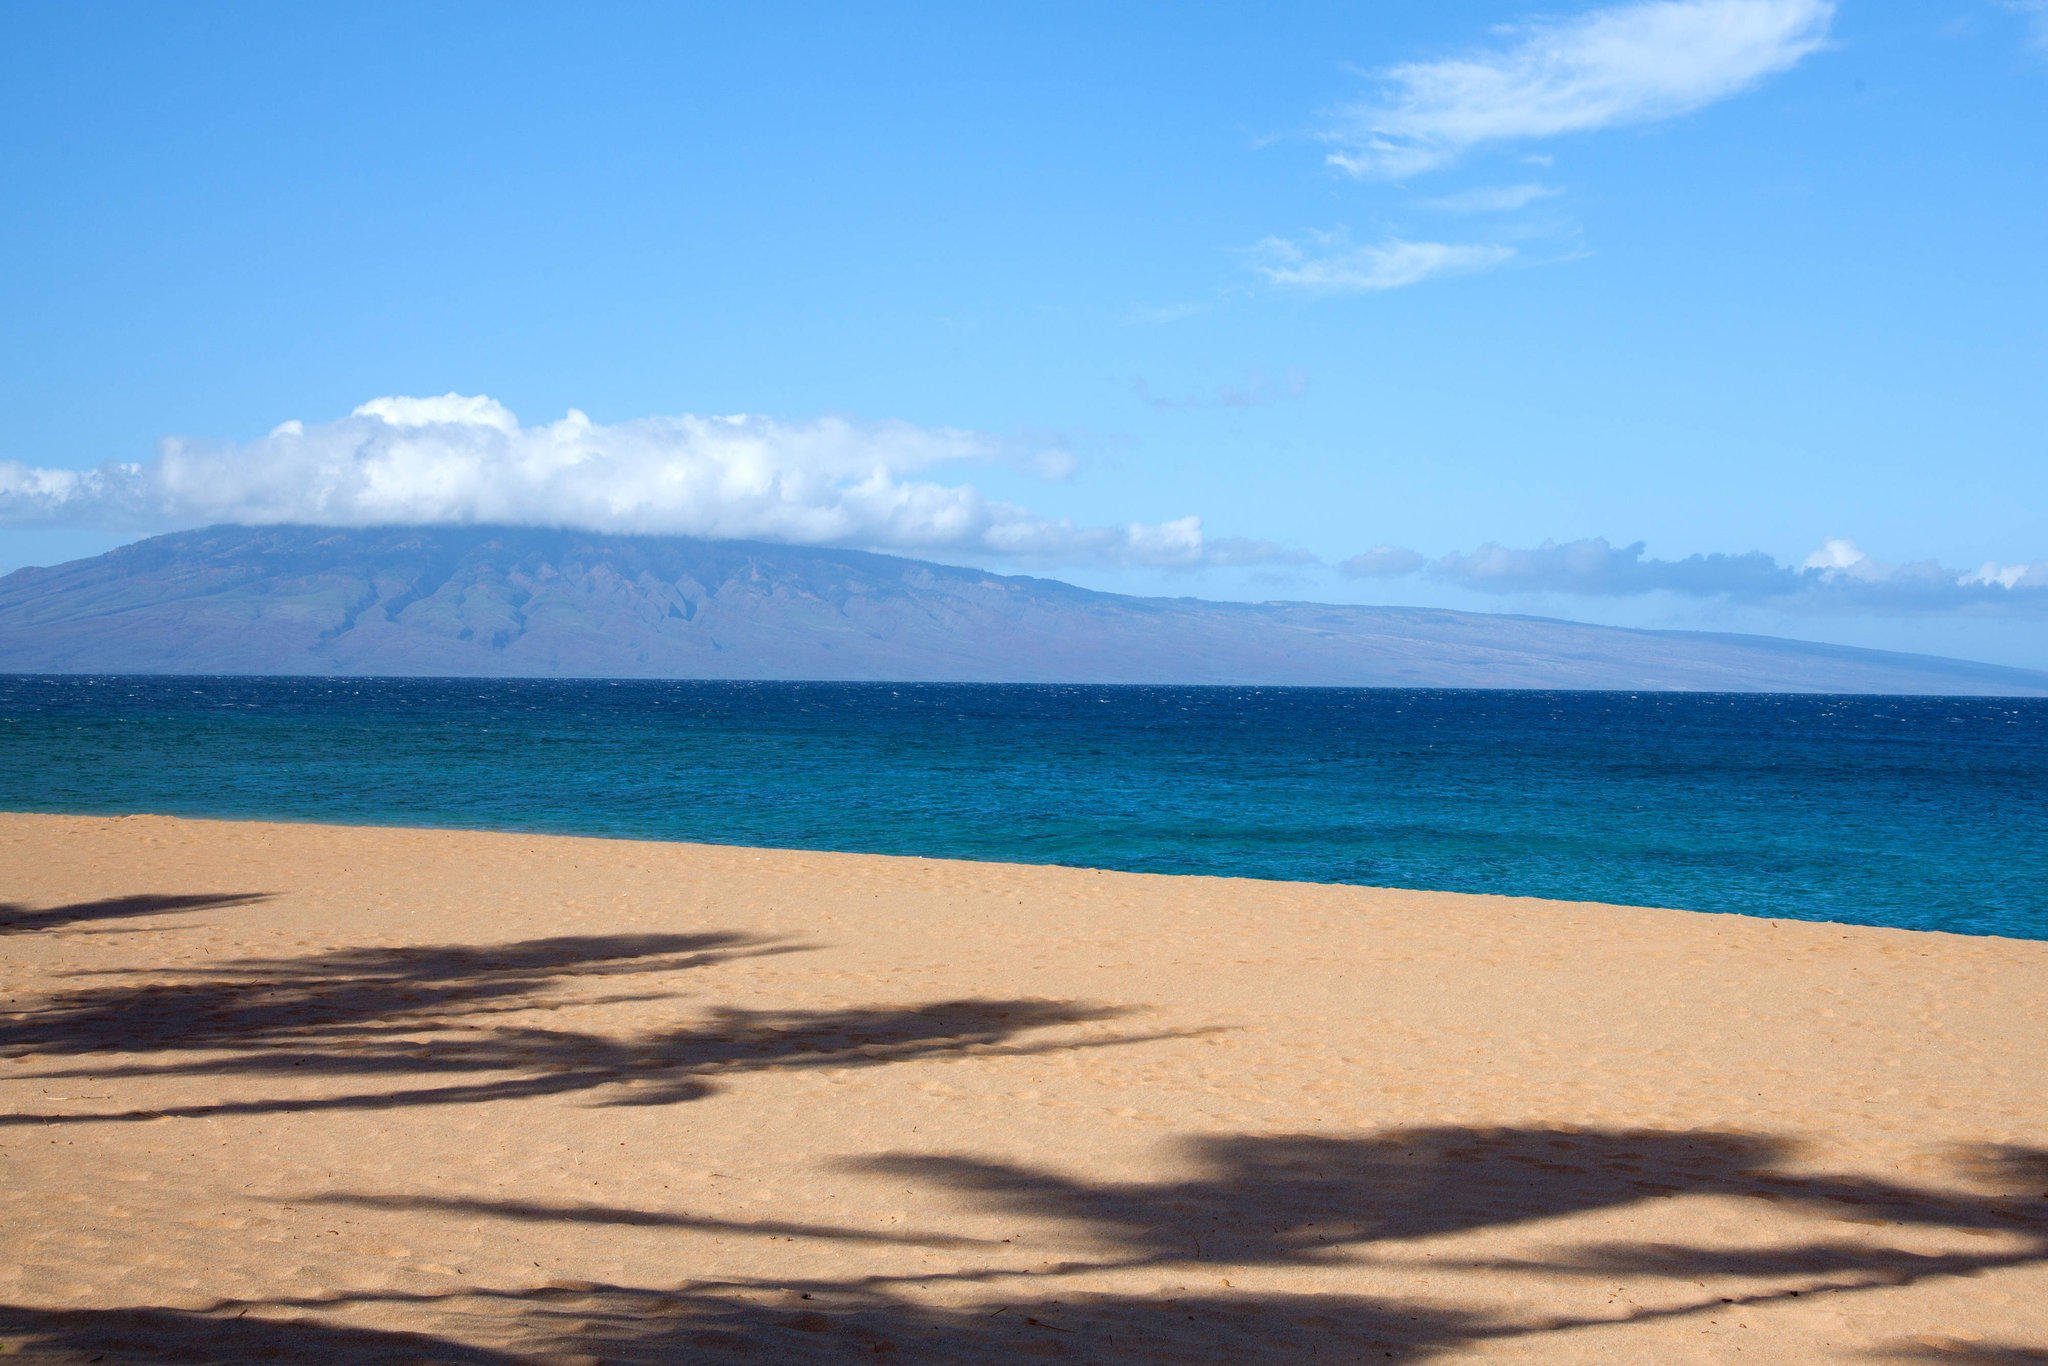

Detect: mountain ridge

[0,524,2041,694]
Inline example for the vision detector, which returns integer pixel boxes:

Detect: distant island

[1,523,2041,694]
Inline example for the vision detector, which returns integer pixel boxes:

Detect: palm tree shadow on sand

[2,922,1195,1124]
[3,897,2044,1361]
[5,1127,2039,1363]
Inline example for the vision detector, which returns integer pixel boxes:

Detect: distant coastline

[4,524,2043,693]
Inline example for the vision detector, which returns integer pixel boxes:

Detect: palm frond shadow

[136,1126,2037,1364]
[314,1190,1001,1249]
[1867,1341,2048,1364]
[1,919,1179,1125]
[0,1303,524,1366]
[852,1127,2048,1273]
[0,891,269,934]
[7,901,2043,1360]
[4,1123,2043,1362]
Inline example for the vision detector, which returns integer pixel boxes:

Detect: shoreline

[4,806,2040,948]
[8,678,2043,939]
[3,811,2045,1361]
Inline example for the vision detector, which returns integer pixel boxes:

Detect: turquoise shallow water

[2,676,2044,939]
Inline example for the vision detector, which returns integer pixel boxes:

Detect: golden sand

[1,811,2044,1363]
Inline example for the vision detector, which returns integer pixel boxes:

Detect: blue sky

[3,0,2044,664]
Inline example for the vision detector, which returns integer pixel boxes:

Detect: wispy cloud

[1422,183,1562,213]
[1121,300,1211,326]
[2005,0,2048,52]
[1342,535,2048,613]
[1135,369,1308,411]
[1250,233,1516,292]
[1327,0,1834,178]
[0,394,1301,571]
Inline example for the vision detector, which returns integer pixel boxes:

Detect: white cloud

[351,393,521,431]
[1421,183,1562,212]
[1251,234,1516,292]
[1343,535,2048,613]
[1328,0,1834,177]
[1800,535,1868,575]
[0,395,1297,571]
[1964,559,2048,589]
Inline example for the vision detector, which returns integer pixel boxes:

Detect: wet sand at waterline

[1,812,2043,1363]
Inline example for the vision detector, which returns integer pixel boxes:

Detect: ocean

[2,676,2043,940]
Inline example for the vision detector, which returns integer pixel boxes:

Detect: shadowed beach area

[1,811,2043,1362]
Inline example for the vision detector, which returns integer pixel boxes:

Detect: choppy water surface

[2,676,2043,939]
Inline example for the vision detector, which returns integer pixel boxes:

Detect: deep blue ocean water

[1,676,2044,940]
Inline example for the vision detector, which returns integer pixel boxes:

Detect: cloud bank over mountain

[1342,536,2048,614]
[4,395,2038,623]
[0,395,1292,571]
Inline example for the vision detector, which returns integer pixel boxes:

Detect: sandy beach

[1,811,2043,1363]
